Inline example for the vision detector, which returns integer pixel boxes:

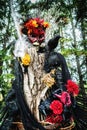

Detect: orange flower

[31,20,38,27]
[28,29,32,34]
[43,21,50,28]
[24,19,38,29]
[24,18,49,29]
[21,53,31,66]
[23,18,50,37]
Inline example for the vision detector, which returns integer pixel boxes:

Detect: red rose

[55,91,71,106]
[66,80,79,96]
[46,113,63,124]
[50,100,63,115]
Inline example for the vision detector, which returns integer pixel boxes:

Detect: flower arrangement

[24,17,49,35]
[22,17,49,44]
[39,79,79,129]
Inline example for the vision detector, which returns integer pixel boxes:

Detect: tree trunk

[81,19,87,78]
[69,4,85,95]
[22,47,48,121]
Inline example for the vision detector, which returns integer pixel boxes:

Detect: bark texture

[22,47,48,120]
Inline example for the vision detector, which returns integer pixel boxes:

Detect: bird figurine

[47,35,61,51]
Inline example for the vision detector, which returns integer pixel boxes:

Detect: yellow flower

[31,20,38,27]
[24,19,38,29]
[43,22,50,28]
[21,53,31,66]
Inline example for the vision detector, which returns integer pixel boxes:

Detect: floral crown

[23,17,49,35]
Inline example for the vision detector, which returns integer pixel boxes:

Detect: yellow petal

[21,53,31,66]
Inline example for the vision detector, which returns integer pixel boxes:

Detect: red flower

[34,17,44,25]
[24,19,38,29]
[55,91,71,106]
[66,80,79,96]
[24,18,49,31]
[50,100,63,115]
[46,113,63,124]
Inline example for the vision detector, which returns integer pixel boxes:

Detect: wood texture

[22,47,48,120]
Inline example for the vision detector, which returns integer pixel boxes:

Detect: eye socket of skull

[28,31,45,44]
